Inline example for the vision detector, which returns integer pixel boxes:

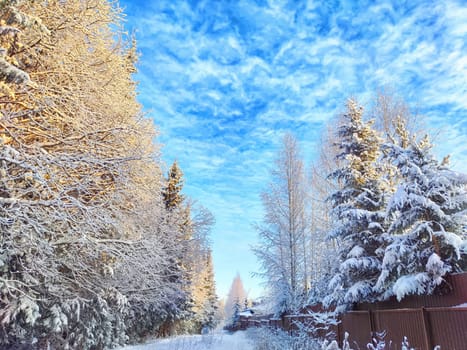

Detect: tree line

[255,95,467,315]
[0,1,217,349]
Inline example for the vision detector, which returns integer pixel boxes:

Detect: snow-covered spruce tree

[225,273,248,322]
[254,133,311,315]
[375,127,467,301]
[159,162,218,336]
[231,298,242,327]
[114,163,191,343]
[163,160,185,210]
[324,99,387,310]
[190,250,218,332]
[156,161,194,335]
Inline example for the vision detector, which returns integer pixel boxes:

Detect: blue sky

[119,0,467,299]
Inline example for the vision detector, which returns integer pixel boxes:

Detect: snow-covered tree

[325,99,387,310]
[187,249,218,333]
[0,1,215,347]
[225,273,248,321]
[163,161,185,211]
[308,118,345,301]
[0,0,153,347]
[376,133,467,301]
[231,298,242,326]
[255,133,311,314]
[198,251,218,330]
[159,164,217,335]
[371,90,425,144]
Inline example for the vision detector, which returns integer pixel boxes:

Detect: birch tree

[254,133,311,314]
[371,90,425,144]
[307,118,344,300]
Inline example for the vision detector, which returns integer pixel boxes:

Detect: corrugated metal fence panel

[339,311,372,349]
[427,307,467,350]
[355,273,467,311]
[372,309,428,350]
[446,272,467,304]
[234,273,467,344]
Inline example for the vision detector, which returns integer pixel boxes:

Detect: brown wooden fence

[236,273,467,349]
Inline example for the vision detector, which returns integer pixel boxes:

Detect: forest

[0,1,218,348]
[0,1,466,350]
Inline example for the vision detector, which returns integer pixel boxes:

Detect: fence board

[427,307,467,350]
[340,311,372,349]
[370,309,427,350]
[355,273,467,311]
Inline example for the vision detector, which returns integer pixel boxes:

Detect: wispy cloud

[121,0,467,298]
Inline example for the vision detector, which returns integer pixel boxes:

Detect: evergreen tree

[232,298,242,325]
[163,161,185,211]
[325,99,387,310]
[160,163,217,335]
[191,250,218,332]
[376,132,467,300]
[156,161,193,334]
[225,274,247,321]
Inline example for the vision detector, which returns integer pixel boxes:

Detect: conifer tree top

[163,160,185,210]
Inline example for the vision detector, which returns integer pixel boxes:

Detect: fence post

[337,314,342,346]
[368,309,375,340]
[420,307,433,350]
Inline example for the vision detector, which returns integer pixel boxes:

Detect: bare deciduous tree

[254,133,311,314]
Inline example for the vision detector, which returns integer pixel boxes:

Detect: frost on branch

[0,48,29,83]
[0,0,52,85]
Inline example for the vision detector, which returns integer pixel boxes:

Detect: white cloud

[120,0,467,298]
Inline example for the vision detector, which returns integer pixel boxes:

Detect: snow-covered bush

[291,311,339,340]
[249,327,322,350]
[321,332,441,350]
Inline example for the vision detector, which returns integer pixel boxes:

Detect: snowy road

[116,331,254,350]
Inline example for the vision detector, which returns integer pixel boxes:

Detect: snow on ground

[116,330,254,350]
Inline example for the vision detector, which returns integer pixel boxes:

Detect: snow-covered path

[116,330,254,350]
